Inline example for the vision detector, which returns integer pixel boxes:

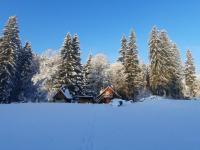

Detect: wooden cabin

[95,86,121,103]
[75,96,94,103]
[52,87,73,103]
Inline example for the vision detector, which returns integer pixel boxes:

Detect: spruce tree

[83,54,94,96]
[168,44,183,98]
[124,30,141,100]
[149,27,170,96]
[6,16,23,101]
[149,26,160,95]
[71,34,83,95]
[158,30,173,95]
[185,50,196,97]
[118,35,127,64]
[53,33,74,94]
[18,42,34,100]
[0,17,21,103]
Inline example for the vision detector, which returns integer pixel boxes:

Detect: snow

[110,98,133,107]
[62,88,72,99]
[1,99,200,150]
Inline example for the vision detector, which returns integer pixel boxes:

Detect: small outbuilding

[95,86,121,103]
[52,87,73,103]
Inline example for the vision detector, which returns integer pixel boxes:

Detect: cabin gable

[96,86,121,103]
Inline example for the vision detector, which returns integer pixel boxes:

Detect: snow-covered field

[1,99,200,150]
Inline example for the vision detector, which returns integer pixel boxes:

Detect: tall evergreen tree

[71,34,83,95]
[124,30,141,100]
[168,43,184,98]
[149,26,160,95]
[149,27,170,96]
[53,33,74,94]
[118,35,127,64]
[6,16,23,101]
[158,31,174,95]
[0,16,21,103]
[18,42,35,100]
[185,50,196,97]
[83,54,94,96]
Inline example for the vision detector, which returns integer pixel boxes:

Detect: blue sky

[1,0,200,72]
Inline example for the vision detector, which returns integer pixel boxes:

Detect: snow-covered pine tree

[118,35,127,65]
[18,42,36,101]
[185,49,196,97]
[158,30,174,96]
[168,43,184,98]
[0,16,21,103]
[71,34,84,95]
[6,16,23,102]
[149,27,170,96]
[149,26,159,95]
[5,16,24,101]
[83,54,95,96]
[124,30,141,100]
[53,33,74,94]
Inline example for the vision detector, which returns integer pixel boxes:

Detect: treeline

[148,27,196,98]
[0,16,198,103]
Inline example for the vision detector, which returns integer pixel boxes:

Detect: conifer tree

[168,44,183,98]
[118,35,127,64]
[71,34,83,95]
[0,16,21,103]
[124,30,141,100]
[158,30,173,95]
[149,27,170,96]
[53,33,74,94]
[149,26,160,95]
[185,50,196,97]
[6,16,23,101]
[18,42,35,100]
[83,54,94,96]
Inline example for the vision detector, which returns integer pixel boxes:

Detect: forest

[0,16,198,103]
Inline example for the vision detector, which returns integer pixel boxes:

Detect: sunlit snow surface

[1,98,200,150]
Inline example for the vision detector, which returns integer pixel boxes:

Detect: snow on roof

[61,88,73,99]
